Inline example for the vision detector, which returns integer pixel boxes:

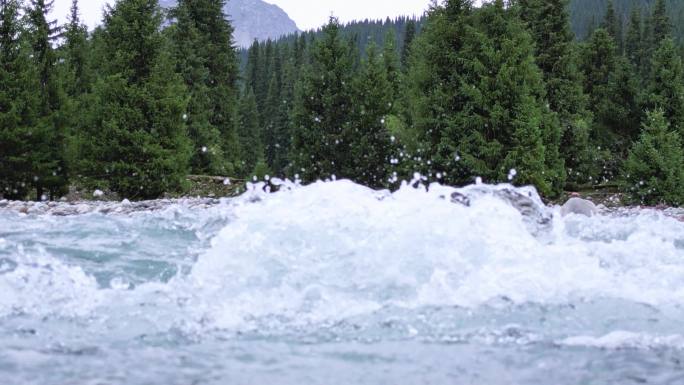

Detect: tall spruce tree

[475,0,564,194]
[406,0,474,183]
[650,0,671,46]
[26,0,68,200]
[0,0,40,199]
[169,0,240,175]
[581,26,645,180]
[622,109,684,206]
[263,71,282,172]
[382,29,401,100]
[625,7,642,71]
[245,40,261,93]
[237,88,262,175]
[400,19,416,70]
[290,17,355,182]
[351,43,395,188]
[581,29,618,145]
[606,57,642,147]
[517,0,592,186]
[81,0,191,199]
[61,0,90,176]
[63,0,89,97]
[602,0,622,51]
[407,0,564,194]
[645,38,684,136]
[269,47,297,175]
[641,0,672,81]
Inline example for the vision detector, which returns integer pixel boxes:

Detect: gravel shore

[0,197,225,216]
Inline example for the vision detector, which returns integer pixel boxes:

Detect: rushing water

[1,180,684,385]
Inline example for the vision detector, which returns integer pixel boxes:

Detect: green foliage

[625,7,643,70]
[1,0,70,200]
[404,0,474,183]
[237,88,261,175]
[0,0,39,199]
[650,0,672,45]
[406,0,564,196]
[290,17,356,182]
[60,0,91,188]
[602,0,622,50]
[350,43,395,188]
[250,159,271,182]
[518,0,592,186]
[80,0,191,199]
[400,19,416,70]
[168,0,239,175]
[63,0,90,97]
[622,109,684,206]
[644,38,684,136]
[569,0,683,44]
[2,0,684,204]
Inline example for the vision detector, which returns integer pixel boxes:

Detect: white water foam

[1,180,683,339]
[179,180,684,330]
[561,331,684,350]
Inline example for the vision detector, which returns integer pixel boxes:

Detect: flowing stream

[1,180,684,384]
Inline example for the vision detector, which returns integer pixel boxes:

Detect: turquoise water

[1,181,684,384]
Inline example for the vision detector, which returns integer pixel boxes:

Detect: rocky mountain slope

[159,0,300,47]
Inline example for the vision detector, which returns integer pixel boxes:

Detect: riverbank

[1,182,682,221]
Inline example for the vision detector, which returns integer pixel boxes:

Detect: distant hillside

[159,0,300,47]
[569,0,684,42]
[238,16,423,69]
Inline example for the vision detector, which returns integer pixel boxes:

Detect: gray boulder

[451,186,554,237]
[561,197,597,217]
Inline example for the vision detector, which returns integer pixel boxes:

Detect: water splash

[1,180,684,384]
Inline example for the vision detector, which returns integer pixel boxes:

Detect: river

[1,180,683,384]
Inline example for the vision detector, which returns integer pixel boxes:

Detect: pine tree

[81,0,191,199]
[61,0,91,179]
[256,39,274,114]
[581,29,617,141]
[270,49,297,175]
[650,0,671,46]
[237,88,262,175]
[622,109,684,206]
[291,17,356,182]
[169,0,240,175]
[406,0,474,183]
[351,43,394,188]
[476,0,564,194]
[263,71,282,171]
[605,57,642,147]
[408,0,564,195]
[645,38,684,136]
[517,0,592,186]
[245,40,261,93]
[63,0,89,97]
[26,0,68,200]
[382,29,401,101]
[602,0,622,51]
[640,0,672,81]
[400,19,416,70]
[625,7,642,70]
[168,1,223,174]
[0,0,39,199]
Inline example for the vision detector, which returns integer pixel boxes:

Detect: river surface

[1,180,683,385]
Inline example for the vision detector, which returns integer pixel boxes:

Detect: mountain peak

[160,0,300,47]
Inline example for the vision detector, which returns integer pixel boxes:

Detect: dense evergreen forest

[1,0,683,205]
[569,0,684,43]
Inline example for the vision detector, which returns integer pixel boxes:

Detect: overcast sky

[51,0,436,31]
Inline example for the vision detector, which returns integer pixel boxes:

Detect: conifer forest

[1,0,684,206]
